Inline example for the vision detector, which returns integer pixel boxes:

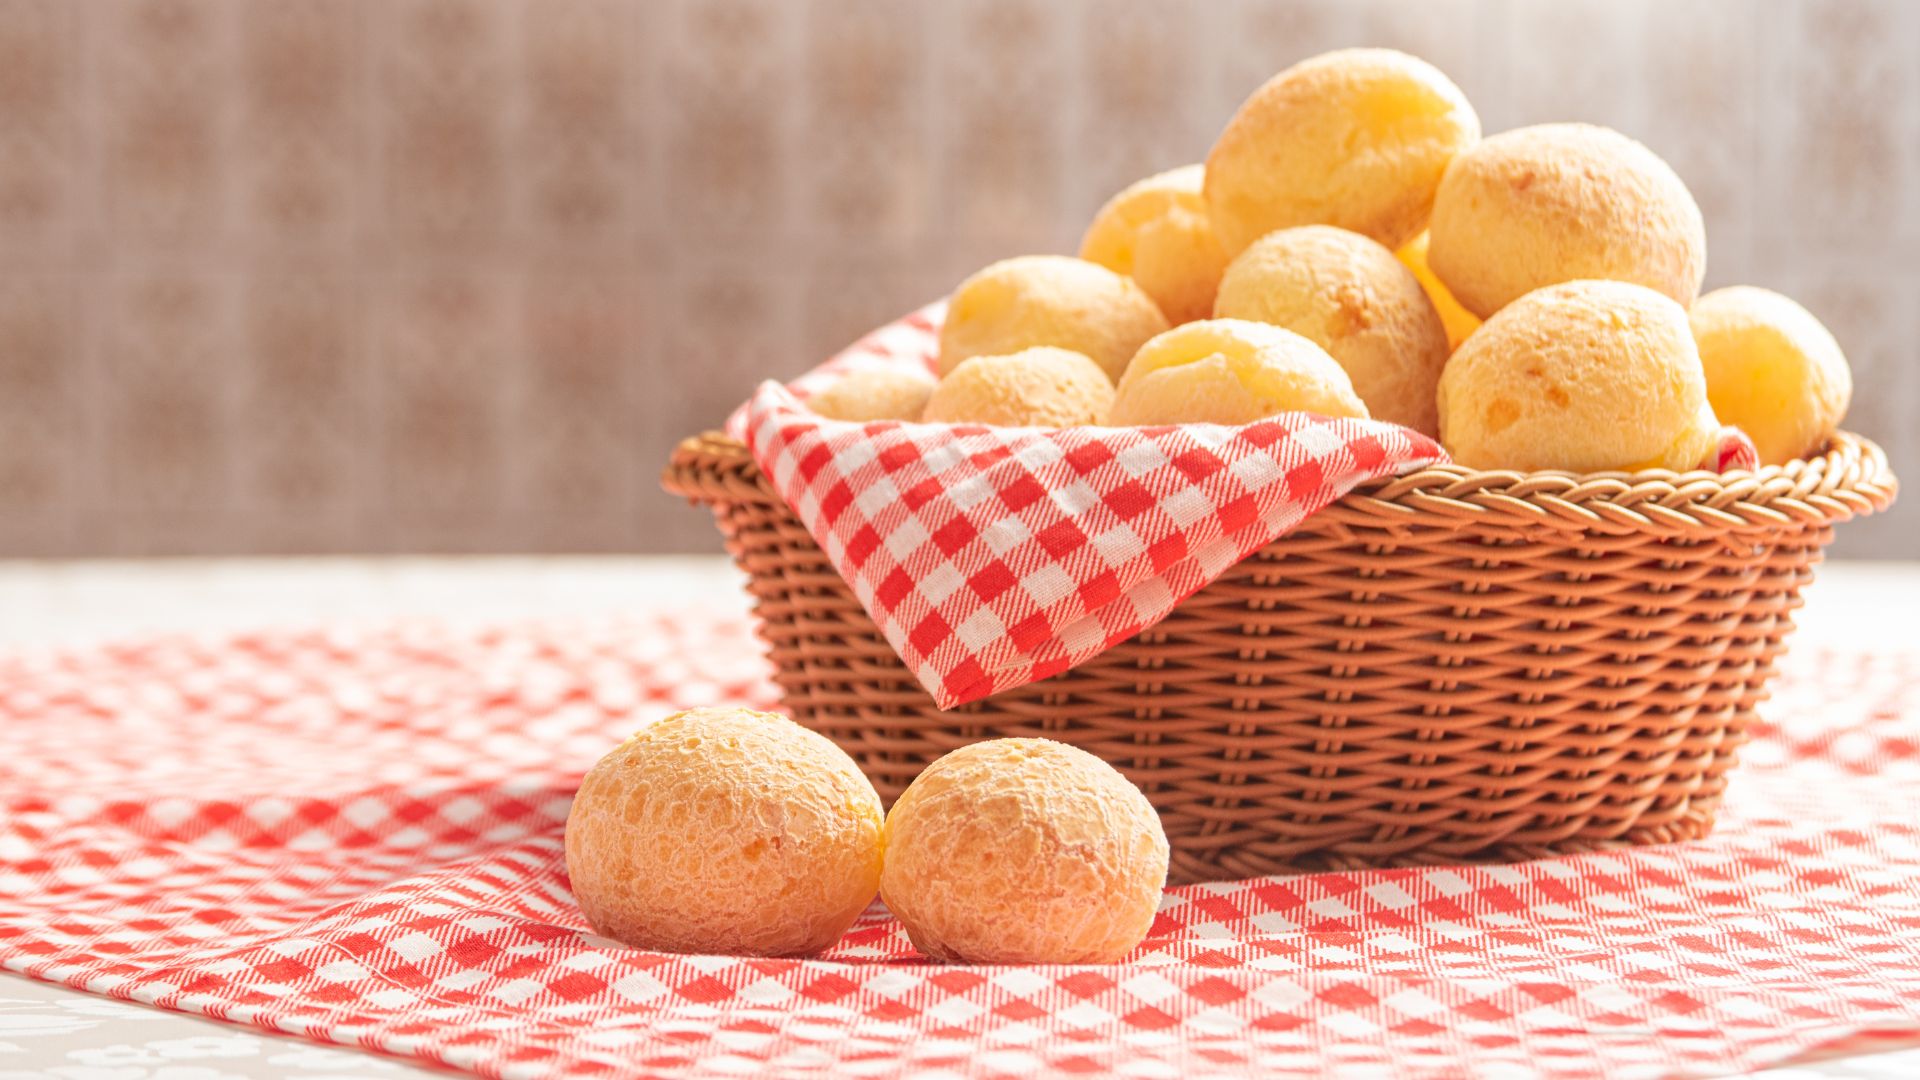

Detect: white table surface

[1,555,1917,1080]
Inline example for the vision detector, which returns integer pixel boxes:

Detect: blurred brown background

[0,0,1912,558]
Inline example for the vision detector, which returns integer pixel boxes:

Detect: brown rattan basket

[664,429,1895,884]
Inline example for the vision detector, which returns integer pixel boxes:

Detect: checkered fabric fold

[3,618,1920,1079]
[1715,425,1762,471]
[737,304,1447,707]
[731,307,1764,707]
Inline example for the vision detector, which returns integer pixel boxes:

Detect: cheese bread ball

[1437,280,1719,473]
[939,255,1171,382]
[880,739,1168,965]
[1690,286,1853,465]
[1428,123,1707,319]
[565,707,884,957]
[922,347,1114,428]
[806,368,936,422]
[1396,230,1481,352]
[1109,318,1368,427]
[1079,164,1230,324]
[1204,48,1481,255]
[1215,225,1450,435]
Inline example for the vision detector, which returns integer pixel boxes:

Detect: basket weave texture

[665,430,1895,884]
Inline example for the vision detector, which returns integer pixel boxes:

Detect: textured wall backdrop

[0,0,1913,556]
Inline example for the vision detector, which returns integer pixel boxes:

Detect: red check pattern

[1715,425,1762,472]
[733,307,1763,708]
[3,617,1920,1079]
[746,386,1442,707]
[740,307,1444,707]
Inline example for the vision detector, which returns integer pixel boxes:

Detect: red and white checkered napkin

[4,618,1920,1079]
[1715,425,1761,471]
[737,306,1445,707]
[730,306,1762,708]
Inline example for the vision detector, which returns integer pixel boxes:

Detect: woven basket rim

[664,428,1896,537]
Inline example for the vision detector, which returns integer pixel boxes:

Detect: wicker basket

[665,429,1896,884]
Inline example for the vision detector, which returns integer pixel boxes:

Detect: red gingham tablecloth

[3,612,1919,1079]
